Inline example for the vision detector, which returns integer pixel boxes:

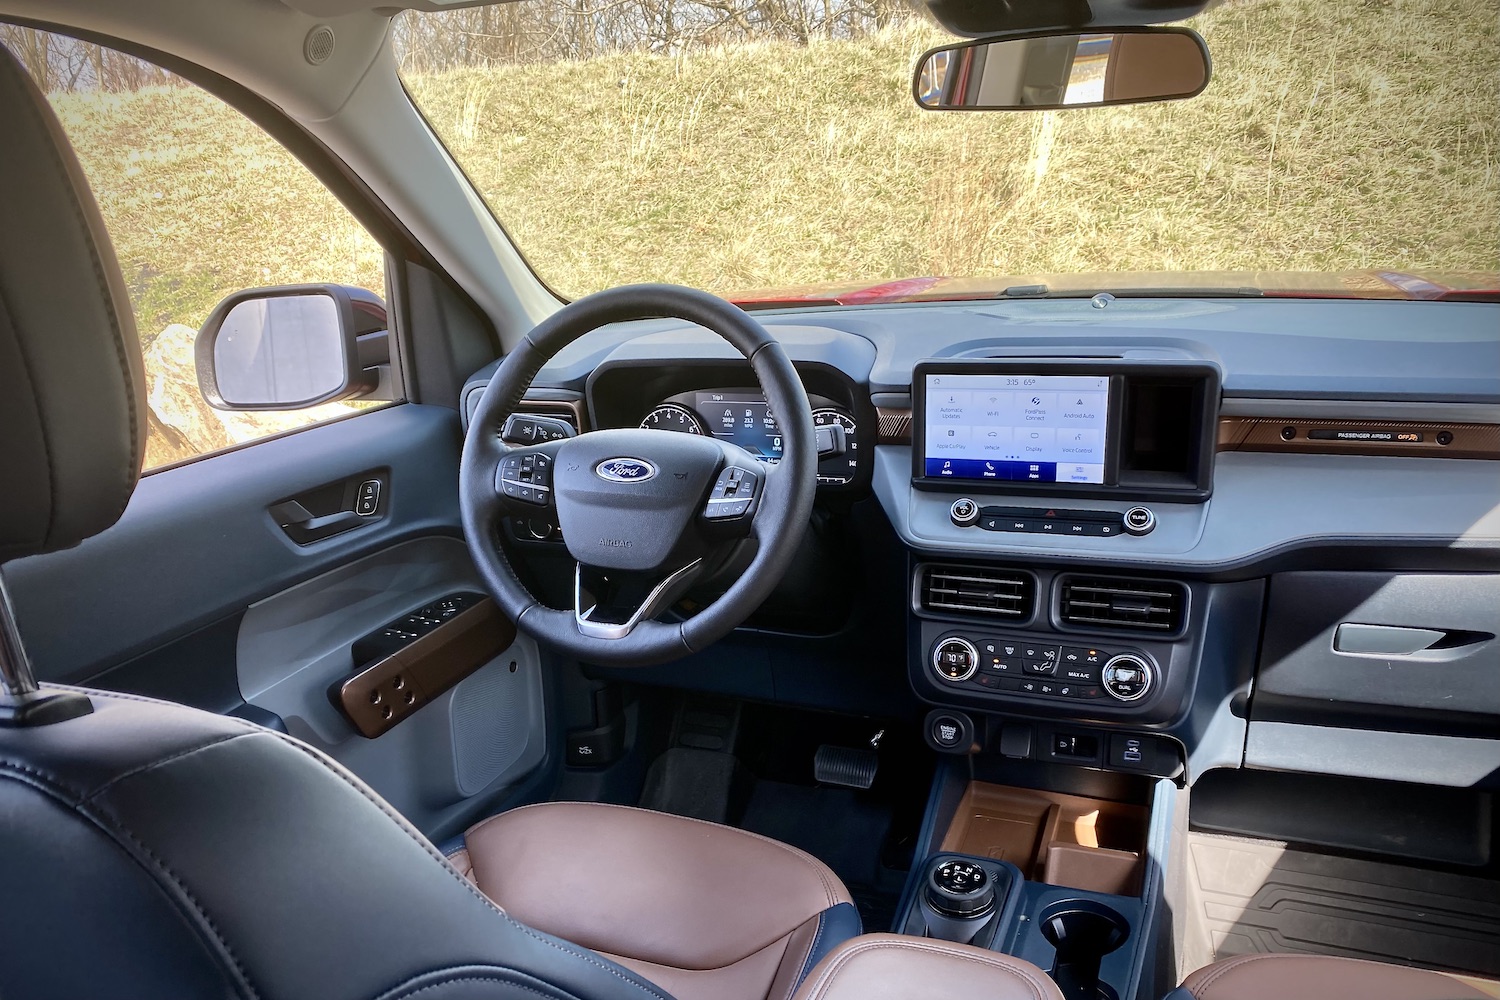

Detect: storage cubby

[937,781,1148,895]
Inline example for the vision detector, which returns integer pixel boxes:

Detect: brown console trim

[1220,417,1500,459]
[877,406,913,444]
[518,395,590,432]
[335,597,516,739]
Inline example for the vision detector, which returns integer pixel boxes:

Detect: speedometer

[640,403,707,435]
[813,408,859,485]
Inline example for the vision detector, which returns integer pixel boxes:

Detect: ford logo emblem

[595,458,656,483]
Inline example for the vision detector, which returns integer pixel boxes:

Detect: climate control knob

[931,637,980,683]
[1101,654,1154,702]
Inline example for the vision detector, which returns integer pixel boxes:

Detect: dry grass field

[35,0,1500,465]
[403,0,1500,298]
[53,0,1500,333]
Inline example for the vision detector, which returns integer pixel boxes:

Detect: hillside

[35,0,1500,465]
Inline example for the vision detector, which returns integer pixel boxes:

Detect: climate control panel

[928,632,1158,705]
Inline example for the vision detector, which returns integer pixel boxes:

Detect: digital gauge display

[638,390,860,485]
[695,391,784,460]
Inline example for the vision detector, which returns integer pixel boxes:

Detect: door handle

[269,474,385,545]
[271,501,363,536]
[1333,623,1494,661]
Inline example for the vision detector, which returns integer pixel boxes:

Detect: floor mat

[739,780,901,930]
[1183,831,1500,978]
[638,747,740,824]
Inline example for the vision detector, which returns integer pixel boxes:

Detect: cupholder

[1038,899,1130,1000]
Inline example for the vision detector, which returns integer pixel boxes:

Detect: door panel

[10,404,460,681]
[6,403,547,837]
[236,536,545,837]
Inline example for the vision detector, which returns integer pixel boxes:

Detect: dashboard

[461,296,1500,790]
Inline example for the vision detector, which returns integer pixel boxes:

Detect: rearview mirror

[195,284,389,411]
[914,27,1210,111]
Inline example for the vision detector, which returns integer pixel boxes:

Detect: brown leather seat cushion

[1182,954,1494,1000]
[790,934,1064,1000]
[457,801,855,1000]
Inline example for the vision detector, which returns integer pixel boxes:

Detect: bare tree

[1,25,178,93]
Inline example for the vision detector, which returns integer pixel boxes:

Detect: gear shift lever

[921,859,998,944]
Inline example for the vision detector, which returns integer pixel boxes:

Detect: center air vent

[920,564,1034,621]
[1059,575,1186,633]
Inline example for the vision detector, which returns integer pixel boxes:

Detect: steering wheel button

[705,499,751,519]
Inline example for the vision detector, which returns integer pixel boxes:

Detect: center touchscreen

[923,373,1110,484]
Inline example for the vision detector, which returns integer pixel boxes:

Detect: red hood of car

[728,270,1500,307]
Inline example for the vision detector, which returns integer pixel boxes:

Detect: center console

[885,766,1171,1000]
[873,360,1216,997]
[900,358,1246,785]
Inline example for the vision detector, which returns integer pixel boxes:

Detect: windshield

[396,0,1499,304]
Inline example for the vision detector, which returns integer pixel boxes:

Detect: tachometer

[813,408,859,485]
[640,403,707,435]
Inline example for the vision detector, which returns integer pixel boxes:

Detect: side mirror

[195,284,390,411]
[914,27,1210,111]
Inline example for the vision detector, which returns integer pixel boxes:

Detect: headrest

[0,44,146,564]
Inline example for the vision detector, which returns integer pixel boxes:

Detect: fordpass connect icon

[595,458,656,483]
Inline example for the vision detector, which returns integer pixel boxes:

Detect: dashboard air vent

[920,565,1034,620]
[1059,576,1186,633]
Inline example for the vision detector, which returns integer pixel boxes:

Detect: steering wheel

[460,284,817,666]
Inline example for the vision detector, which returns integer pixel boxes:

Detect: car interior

[0,0,1497,998]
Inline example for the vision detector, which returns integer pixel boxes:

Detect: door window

[2,25,392,471]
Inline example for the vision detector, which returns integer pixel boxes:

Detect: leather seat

[1174,954,1496,1000]
[449,802,861,1000]
[788,934,1066,1000]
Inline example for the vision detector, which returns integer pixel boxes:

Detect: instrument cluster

[639,389,861,486]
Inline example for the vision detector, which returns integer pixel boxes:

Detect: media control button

[950,498,980,526]
[1123,506,1156,535]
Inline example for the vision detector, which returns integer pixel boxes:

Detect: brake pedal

[814,744,879,790]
